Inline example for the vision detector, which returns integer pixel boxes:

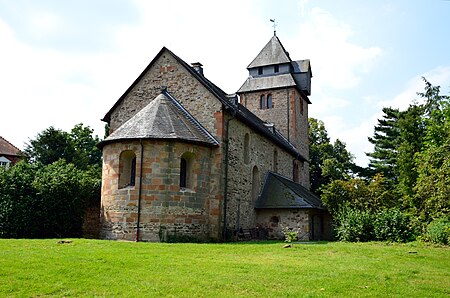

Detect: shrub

[0,160,100,238]
[373,209,417,242]
[334,206,373,242]
[424,217,450,245]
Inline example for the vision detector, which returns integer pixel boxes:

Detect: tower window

[260,94,273,110]
[260,95,266,109]
[267,94,273,109]
[274,65,279,73]
[258,67,263,75]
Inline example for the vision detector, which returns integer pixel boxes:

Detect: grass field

[0,239,448,297]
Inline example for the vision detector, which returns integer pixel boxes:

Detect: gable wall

[108,50,223,141]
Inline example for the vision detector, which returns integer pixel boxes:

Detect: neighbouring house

[0,136,23,168]
[98,34,332,242]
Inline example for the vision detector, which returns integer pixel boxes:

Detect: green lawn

[0,239,448,297]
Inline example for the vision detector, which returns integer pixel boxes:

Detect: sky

[1,0,450,166]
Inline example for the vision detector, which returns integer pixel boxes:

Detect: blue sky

[1,0,449,166]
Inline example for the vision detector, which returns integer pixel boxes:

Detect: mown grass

[0,239,448,297]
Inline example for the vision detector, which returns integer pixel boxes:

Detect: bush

[333,206,417,242]
[424,217,450,245]
[334,206,373,242]
[373,209,417,242]
[0,160,100,238]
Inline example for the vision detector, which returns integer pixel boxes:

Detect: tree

[309,118,355,194]
[25,124,101,170]
[366,107,401,183]
[410,78,450,221]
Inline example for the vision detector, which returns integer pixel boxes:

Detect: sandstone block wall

[100,140,223,241]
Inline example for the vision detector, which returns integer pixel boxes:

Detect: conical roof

[247,35,291,69]
[100,91,219,147]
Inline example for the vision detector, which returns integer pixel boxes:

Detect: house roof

[247,35,291,69]
[99,90,219,147]
[0,136,22,157]
[255,171,325,209]
[101,47,306,161]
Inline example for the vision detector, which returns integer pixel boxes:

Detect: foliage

[321,173,397,215]
[309,118,356,194]
[333,206,417,243]
[25,123,102,170]
[373,209,417,242]
[0,160,100,238]
[333,206,373,242]
[281,226,298,243]
[423,217,450,245]
[1,239,449,297]
[367,107,401,182]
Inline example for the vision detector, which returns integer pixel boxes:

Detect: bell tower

[237,34,312,160]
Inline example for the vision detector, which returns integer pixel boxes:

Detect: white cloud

[379,66,450,110]
[293,7,382,90]
[27,11,63,39]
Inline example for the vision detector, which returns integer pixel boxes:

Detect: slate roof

[255,171,325,209]
[247,35,291,69]
[99,91,219,147]
[0,136,22,156]
[101,47,306,161]
[292,59,311,73]
[237,73,297,93]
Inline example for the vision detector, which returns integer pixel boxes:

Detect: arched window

[119,150,137,188]
[244,133,250,164]
[293,160,300,183]
[260,95,266,109]
[267,94,273,109]
[180,152,194,189]
[273,150,278,172]
[251,166,260,202]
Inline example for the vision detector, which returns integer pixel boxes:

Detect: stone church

[99,34,332,242]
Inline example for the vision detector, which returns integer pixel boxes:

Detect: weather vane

[270,19,277,35]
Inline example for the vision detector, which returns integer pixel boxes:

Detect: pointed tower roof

[99,90,219,148]
[247,35,291,69]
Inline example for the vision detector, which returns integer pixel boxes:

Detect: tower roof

[99,90,219,147]
[247,35,291,69]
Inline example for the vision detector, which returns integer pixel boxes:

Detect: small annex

[99,34,332,241]
[0,136,23,168]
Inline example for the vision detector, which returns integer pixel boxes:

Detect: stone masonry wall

[109,49,223,141]
[100,139,223,241]
[256,209,311,240]
[240,87,310,188]
[225,116,295,232]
